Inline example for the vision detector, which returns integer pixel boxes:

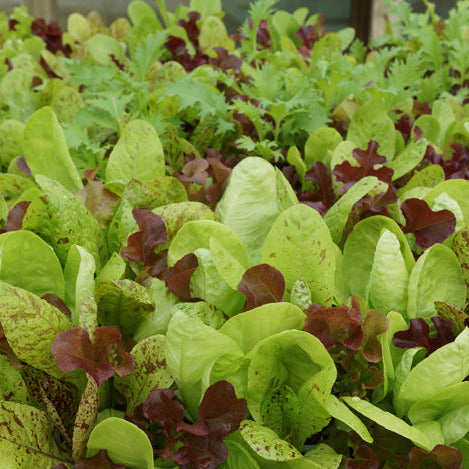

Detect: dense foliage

[0,0,468,467]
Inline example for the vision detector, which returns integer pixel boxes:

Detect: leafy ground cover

[0,0,468,467]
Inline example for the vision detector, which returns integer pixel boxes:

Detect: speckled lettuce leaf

[261,204,337,305]
[0,119,25,167]
[216,157,297,263]
[395,328,469,417]
[246,330,336,437]
[0,229,64,298]
[23,106,83,192]
[0,174,36,203]
[343,215,415,301]
[0,282,71,377]
[64,244,96,326]
[72,374,99,460]
[342,396,433,450]
[105,120,165,183]
[87,417,154,469]
[219,302,305,354]
[0,400,73,468]
[22,175,107,269]
[114,334,174,413]
[165,310,244,419]
[0,354,28,403]
[407,243,466,320]
[95,279,155,337]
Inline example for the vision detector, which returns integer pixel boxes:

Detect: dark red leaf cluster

[163,253,199,300]
[409,444,463,469]
[295,15,327,59]
[392,317,454,356]
[238,264,285,310]
[164,12,208,71]
[31,18,71,56]
[333,141,394,194]
[175,151,234,206]
[1,200,31,233]
[143,380,247,469]
[302,161,335,214]
[442,144,469,180]
[121,208,168,277]
[401,198,456,249]
[394,112,413,143]
[346,445,380,469]
[305,299,388,396]
[51,326,135,386]
[256,19,271,49]
[208,47,242,72]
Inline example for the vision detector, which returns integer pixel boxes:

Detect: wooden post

[25,0,59,20]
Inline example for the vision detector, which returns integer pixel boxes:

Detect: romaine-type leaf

[95,253,126,285]
[114,334,174,413]
[22,175,107,269]
[23,106,83,192]
[304,126,342,167]
[246,330,336,431]
[0,229,65,298]
[0,173,36,202]
[0,282,71,377]
[165,310,245,418]
[72,374,99,460]
[168,219,250,269]
[105,120,165,183]
[407,243,466,320]
[216,157,297,264]
[0,119,25,167]
[223,439,260,468]
[395,327,469,416]
[304,444,342,469]
[343,215,415,301]
[347,100,396,160]
[388,136,428,180]
[0,400,73,467]
[342,396,433,451]
[95,279,155,337]
[87,417,154,469]
[87,34,126,65]
[219,302,305,354]
[64,245,96,326]
[210,237,247,291]
[261,203,337,304]
[367,229,409,314]
[0,354,28,403]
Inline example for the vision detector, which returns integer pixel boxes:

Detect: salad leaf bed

[0,0,468,467]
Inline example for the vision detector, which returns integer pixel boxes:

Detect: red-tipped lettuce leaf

[346,445,379,469]
[163,253,199,300]
[51,326,135,386]
[409,444,463,469]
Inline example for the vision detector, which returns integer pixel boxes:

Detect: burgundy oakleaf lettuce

[303,161,335,212]
[361,309,389,363]
[143,380,247,469]
[51,326,135,386]
[304,303,364,350]
[401,198,456,249]
[238,264,285,311]
[392,317,454,356]
[333,141,394,193]
[121,208,167,276]
[346,445,380,469]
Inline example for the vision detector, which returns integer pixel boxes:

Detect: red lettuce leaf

[333,141,394,193]
[435,301,469,336]
[41,293,72,319]
[4,201,31,232]
[401,198,456,249]
[346,445,380,469]
[392,317,454,356]
[51,326,135,386]
[238,264,285,311]
[361,309,389,363]
[409,444,463,469]
[163,253,199,300]
[305,302,363,350]
[304,161,335,211]
[442,144,469,180]
[31,18,71,56]
[121,208,167,276]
